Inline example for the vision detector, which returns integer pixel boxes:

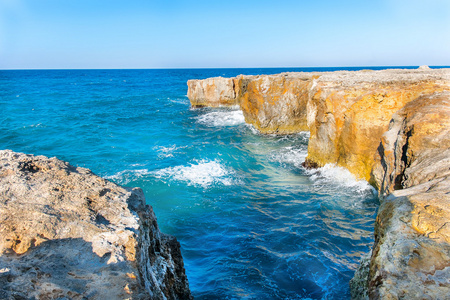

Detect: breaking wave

[152,159,238,188]
[306,164,377,196]
[196,109,245,127]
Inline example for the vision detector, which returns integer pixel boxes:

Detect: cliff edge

[0,150,192,299]
[187,67,450,299]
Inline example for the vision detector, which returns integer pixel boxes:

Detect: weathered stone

[349,250,371,300]
[368,178,450,299]
[359,92,450,299]
[371,92,450,196]
[187,67,450,299]
[188,68,450,180]
[306,69,450,181]
[0,150,192,299]
[187,77,240,107]
[238,73,314,134]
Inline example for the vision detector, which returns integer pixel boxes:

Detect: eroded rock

[187,68,450,181]
[368,178,450,299]
[187,67,450,299]
[0,150,192,299]
[187,77,241,107]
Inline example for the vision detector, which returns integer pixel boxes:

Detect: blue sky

[1,0,449,69]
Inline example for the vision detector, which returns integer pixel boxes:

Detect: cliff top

[189,67,450,87]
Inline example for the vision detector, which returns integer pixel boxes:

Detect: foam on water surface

[153,144,186,158]
[196,109,245,127]
[152,159,238,188]
[269,145,308,169]
[1,69,379,299]
[306,164,377,196]
[105,169,152,185]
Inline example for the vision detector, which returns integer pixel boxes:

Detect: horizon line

[1,65,449,71]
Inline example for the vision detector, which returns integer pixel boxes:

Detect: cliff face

[306,70,449,181]
[238,74,313,134]
[187,77,241,107]
[187,68,450,299]
[188,68,450,181]
[0,150,192,300]
[367,92,450,299]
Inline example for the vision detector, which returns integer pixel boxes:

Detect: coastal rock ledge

[0,150,192,300]
[188,67,450,299]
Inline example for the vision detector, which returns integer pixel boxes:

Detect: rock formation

[187,77,241,107]
[187,67,450,299]
[366,92,450,299]
[0,150,192,299]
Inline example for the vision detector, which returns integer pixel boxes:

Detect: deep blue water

[0,68,381,299]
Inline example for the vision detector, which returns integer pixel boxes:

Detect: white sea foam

[306,164,376,195]
[269,146,308,168]
[152,159,237,188]
[167,97,189,105]
[196,110,245,127]
[153,145,186,158]
[23,123,45,129]
[105,169,152,185]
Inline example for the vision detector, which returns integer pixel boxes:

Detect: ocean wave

[269,145,308,169]
[153,145,186,158]
[306,164,377,195]
[152,159,238,188]
[196,110,245,127]
[105,169,152,185]
[167,97,189,105]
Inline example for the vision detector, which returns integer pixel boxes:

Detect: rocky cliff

[0,150,192,300]
[187,67,450,299]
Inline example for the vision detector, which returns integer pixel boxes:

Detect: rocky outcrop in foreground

[187,67,450,299]
[0,150,192,299]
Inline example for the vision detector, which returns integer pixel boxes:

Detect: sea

[1,67,398,299]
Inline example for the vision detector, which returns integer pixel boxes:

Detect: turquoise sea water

[0,68,384,299]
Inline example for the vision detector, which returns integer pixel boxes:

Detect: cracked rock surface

[0,150,192,299]
[187,68,450,299]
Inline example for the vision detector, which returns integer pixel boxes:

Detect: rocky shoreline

[188,67,450,299]
[0,150,192,299]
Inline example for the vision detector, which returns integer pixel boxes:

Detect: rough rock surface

[0,150,192,300]
[306,69,449,181]
[371,92,450,196]
[187,67,450,299]
[366,92,450,299]
[238,73,314,133]
[188,68,450,180]
[368,178,450,299]
[187,77,240,107]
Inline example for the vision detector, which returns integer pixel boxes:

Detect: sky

[1,0,449,69]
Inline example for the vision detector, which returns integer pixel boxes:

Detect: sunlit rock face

[0,150,192,300]
[371,92,450,195]
[237,73,314,134]
[188,68,450,181]
[366,92,450,299]
[187,77,240,107]
[187,68,450,299]
[305,69,450,181]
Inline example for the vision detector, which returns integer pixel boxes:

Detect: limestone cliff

[238,73,314,134]
[188,68,450,181]
[0,150,192,300]
[366,92,450,299]
[187,77,241,107]
[187,67,450,299]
